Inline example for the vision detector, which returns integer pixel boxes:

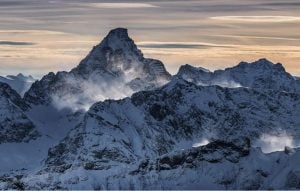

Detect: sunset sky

[0,0,300,77]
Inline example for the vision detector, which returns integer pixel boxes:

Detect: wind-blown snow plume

[254,132,296,153]
[212,80,242,88]
[51,76,134,111]
[192,138,210,148]
[194,80,242,88]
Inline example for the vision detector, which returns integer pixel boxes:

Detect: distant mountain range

[0,73,36,96]
[0,28,299,190]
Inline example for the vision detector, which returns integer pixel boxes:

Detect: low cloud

[209,34,300,42]
[138,41,232,49]
[0,41,35,46]
[210,16,300,23]
[86,3,157,9]
[260,2,300,7]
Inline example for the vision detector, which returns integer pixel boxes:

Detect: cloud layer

[0,0,300,76]
[0,41,35,46]
[210,16,300,23]
[87,3,157,9]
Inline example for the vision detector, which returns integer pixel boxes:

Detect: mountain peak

[178,64,210,74]
[100,28,134,49]
[252,58,275,67]
[83,27,143,62]
[235,58,288,74]
[256,58,273,64]
[237,58,275,68]
[25,28,171,108]
[106,28,129,40]
[176,64,212,84]
[73,27,143,72]
[16,73,25,78]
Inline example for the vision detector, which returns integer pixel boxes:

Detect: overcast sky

[0,0,300,77]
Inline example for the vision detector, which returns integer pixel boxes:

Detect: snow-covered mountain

[1,28,300,189]
[0,28,172,183]
[177,58,300,93]
[5,76,299,189]
[0,73,36,96]
[24,28,171,111]
[0,82,38,144]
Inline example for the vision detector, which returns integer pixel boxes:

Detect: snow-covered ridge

[177,58,300,92]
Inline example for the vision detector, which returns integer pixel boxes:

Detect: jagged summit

[176,58,300,92]
[253,58,273,65]
[104,28,130,42]
[97,28,142,56]
[178,64,211,73]
[176,64,212,85]
[24,28,171,108]
[235,58,285,72]
[72,27,155,75]
[238,58,273,66]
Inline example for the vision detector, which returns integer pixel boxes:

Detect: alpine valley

[0,28,300,190]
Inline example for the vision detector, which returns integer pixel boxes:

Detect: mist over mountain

[0,28,300,190]
[0,73,36,96]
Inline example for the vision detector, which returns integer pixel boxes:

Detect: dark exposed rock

[286,171,300,189]
[157,138,250,170]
